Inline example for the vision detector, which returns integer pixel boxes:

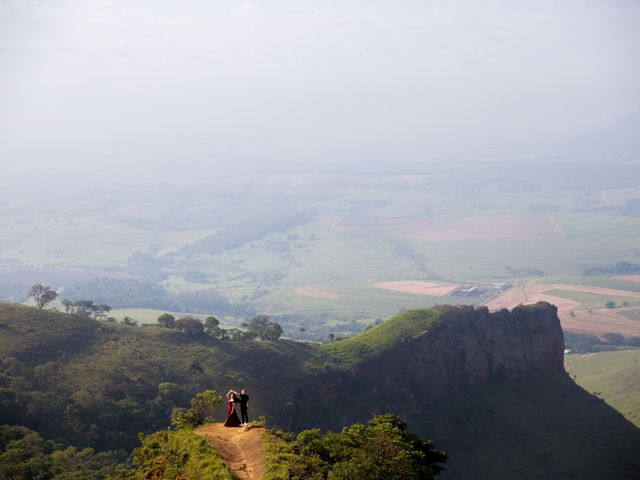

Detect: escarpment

[288,302,565,429]
[384,302,566,403]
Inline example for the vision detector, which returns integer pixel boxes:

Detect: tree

[246,315,269,339]
[170,390,223,429]
[93,304,111,320]
[62,299,111,319]
[157,313,176,328]
[299,326,306,341]
[204,316,223,338]
[71,299,96,317]
[603,332,624,345]
[245,315,283,341]
[176,316,205,336]
[29,284,58,309]
[227,328,244,341]
[622,301,629,307]
[170,407,201,429]
[328,333,335,342]
[605,301,616,309]
[627,336,640,347]
[190,390,223,423]
[263,322,283,341]
[62,299,74,313]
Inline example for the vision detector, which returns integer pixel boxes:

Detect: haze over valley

[1,1,640,479]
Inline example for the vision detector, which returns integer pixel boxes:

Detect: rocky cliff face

[289,302,565,430]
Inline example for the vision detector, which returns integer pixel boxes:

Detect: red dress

[224,399,241,427]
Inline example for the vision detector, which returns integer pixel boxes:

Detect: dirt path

[194,423,266,480]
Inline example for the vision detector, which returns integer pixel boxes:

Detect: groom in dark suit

[239,389,249,425]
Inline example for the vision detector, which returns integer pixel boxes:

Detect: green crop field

[565,350,640,427]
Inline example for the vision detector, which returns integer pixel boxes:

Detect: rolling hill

[0,302,639,479]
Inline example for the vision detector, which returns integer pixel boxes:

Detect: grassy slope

[319,308,442,366]
[565,350,640,427]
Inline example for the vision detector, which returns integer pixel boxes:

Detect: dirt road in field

[195,424,266,480]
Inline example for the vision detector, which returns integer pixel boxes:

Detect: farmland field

[3,173,640,339]
[373,280,459,296]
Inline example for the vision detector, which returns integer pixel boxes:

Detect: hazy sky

[1,0,639,183]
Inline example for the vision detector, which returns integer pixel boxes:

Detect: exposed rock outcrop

[290,302,564,429]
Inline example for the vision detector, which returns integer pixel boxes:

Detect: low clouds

[1,0,639,183]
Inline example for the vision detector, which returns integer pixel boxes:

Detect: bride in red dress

[224,390,241,427]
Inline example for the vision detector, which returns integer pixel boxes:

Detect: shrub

[264,414,446,480]
[170,408,202,429]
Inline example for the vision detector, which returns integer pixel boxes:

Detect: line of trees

[62,299,112,319]
[156,313,283,341]
[27,284,284,341]
[28,284,113,320]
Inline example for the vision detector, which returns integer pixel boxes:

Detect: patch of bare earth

[486,283,640,337]
[194,423,266,480]
[373,280,458,296]
[294,284,341,300]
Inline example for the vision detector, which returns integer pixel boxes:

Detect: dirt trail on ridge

[194,423,266,480]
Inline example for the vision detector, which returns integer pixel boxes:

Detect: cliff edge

[292,302,564,428]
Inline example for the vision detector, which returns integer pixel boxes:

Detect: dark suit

[239,394,249,424]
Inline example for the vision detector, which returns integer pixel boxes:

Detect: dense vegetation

[0,425,125,480]
[564,331,640,352]
[582,261,640,276]
[0,303,308,453]
[264,414,446,480]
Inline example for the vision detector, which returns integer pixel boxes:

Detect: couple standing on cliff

[224,389,249,427]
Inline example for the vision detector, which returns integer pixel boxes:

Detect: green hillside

[566,349,640,427]
[1,303,639,479]
[320,308,442,366]
[0,303,318,451]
